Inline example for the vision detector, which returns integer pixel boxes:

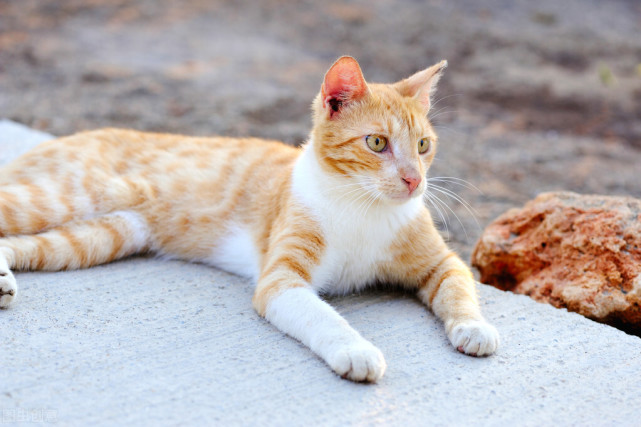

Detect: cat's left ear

[321,56,370,118]
[394,60,447,112]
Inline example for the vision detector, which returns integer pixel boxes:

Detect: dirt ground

[1,0,640,261]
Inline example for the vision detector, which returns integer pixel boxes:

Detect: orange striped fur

[0,57,499,382]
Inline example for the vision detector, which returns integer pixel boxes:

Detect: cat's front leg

[254,273,386,382]
[418,252,500,356]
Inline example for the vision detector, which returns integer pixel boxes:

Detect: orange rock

[472,192,641,335]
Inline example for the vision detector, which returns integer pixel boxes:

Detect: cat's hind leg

[0,181,88,236]
[0,172,149,237]
[0,211,151,307]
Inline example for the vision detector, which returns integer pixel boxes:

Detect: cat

[0,56,499,382]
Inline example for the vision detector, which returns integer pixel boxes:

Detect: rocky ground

[1,0,640,262]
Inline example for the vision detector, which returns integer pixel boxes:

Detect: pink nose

[402,176,421,193]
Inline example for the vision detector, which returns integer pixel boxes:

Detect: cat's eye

[366,135,388,152]
[418,137,433,154]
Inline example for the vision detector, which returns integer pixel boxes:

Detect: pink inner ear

[416,87,433,111]
[321,57,368,115]
[396,60,447,112]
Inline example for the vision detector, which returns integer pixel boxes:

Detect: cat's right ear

[321,56,369,119]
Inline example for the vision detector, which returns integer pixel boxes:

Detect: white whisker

[423,192,450,241]
[429,93,462,111]
[425,188,469,240]
[427,176,483,194]
[426,183,481,238]
[428,109,457,121]
[362,188,381,218]
[427,183,480,221]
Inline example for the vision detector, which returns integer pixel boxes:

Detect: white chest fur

[292,144,422,295]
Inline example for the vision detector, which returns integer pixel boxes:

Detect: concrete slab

[1,121,640,426]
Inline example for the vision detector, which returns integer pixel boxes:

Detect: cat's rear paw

[328,340,386,383]
[449,319,499,357]
[0,270,17,308]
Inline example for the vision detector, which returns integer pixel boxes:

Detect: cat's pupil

[418,138,432,154]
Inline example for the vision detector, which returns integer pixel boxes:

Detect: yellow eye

[418,137,433,154]
[366,135,388,152]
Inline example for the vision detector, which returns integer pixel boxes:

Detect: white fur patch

[292,142,422,294]
[111,211,151,249]
[205,224,260,281]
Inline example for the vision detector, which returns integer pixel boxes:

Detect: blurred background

[1,0,640,260]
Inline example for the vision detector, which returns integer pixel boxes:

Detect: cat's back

[1,128,300,182]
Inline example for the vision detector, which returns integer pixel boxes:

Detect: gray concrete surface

[1,121,640,426]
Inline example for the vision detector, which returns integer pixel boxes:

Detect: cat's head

[310,56,446,205]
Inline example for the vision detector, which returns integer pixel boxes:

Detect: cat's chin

[385,192,422,204]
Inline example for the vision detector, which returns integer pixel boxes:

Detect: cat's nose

[402,176,421,193]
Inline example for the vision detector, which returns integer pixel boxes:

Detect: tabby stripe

[58,229,87,268]
[81,167,100,209]
[0,191,19,234]
[27,185,50,232]
[253,280,306,316]
[340,158,369,169]
[219,149,274,221]
[60,176,77,222]
[0,204,17,236]
[428,269,469,305]
[332,137,360,150]
[33,236,54,270]
[287,243,317,264]
[423,252,456,284]
[257,180,290,257]
[297,230,324,253]
[263,254,311,283]
[386,118,395,133]
[102,222,125,260]
[326,159,349,176]
[270,231,323,258]
[317,144,348,176]
[418,252,458,305]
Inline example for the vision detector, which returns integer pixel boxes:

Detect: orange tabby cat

[0,57,499,382]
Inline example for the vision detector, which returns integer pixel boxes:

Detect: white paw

[327,340,386,382]
[0,270,17,308]
[449,319,499,357]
